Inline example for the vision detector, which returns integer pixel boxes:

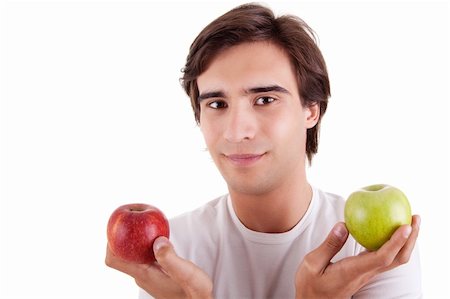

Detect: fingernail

[334,223,347,239]
[403,225,412,238]
[415,216,421,228]
[153,236,169,252]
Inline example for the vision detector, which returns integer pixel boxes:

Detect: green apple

[344,184,412,251]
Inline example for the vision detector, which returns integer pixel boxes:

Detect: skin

[105,41,421,299]
[197,41,318,233]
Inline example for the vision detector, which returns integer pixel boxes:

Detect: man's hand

[295,215,420,299]
[105,236,213,299]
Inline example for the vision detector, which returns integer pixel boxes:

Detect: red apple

[107,203,170,264]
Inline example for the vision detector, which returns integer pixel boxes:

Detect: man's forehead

[196,41,298,99]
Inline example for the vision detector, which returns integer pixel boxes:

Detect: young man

[106,4,421,298]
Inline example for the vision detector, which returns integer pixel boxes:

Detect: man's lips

[224,153,266,166]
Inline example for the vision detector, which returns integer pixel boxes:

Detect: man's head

[181,3,330,163]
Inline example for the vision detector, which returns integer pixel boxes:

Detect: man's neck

[229,174,312,234]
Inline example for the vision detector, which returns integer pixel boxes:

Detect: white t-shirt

[139,187,422,299]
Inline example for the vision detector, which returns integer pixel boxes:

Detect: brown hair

[181,3,330,163]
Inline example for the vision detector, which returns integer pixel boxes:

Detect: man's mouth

[224,153,266,166]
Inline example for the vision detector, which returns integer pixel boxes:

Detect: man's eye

[255,96,275,105]
[208,101,227,109]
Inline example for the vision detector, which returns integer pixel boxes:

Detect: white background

[1,0,449,298]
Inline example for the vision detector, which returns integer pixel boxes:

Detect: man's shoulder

[312,186,346,212]
[169,194,227,226]
[168,195,229,259]
[168,195,228,241]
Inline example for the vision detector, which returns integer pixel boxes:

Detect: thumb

[153,236,184,276]
[153,236,212,297]
[308,222,349,270]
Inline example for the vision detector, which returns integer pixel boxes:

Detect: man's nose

[223,104,257,143]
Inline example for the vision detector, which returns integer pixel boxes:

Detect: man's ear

[305,103,320,129]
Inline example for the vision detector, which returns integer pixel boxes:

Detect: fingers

[367,225,411,271]
[106,238,212,299]
[305,222,349,271]
[353,216,419,274]
[105,243,140,277]
[296,216,421,298]
[154,237,213,298]
[384,215,421,270]
[376,224,411,260]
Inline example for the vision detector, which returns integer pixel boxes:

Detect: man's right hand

[105,236,213,299]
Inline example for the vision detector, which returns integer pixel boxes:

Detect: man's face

[197,41,319,195]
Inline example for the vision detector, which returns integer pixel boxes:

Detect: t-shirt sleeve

[352,245,422,299]
[138,288,153,299]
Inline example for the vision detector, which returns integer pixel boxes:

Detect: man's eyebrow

[197,85,290,102]
[198,91,225,102]
[246,85,291,95]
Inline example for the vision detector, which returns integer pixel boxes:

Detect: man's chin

[225,177,275,196]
